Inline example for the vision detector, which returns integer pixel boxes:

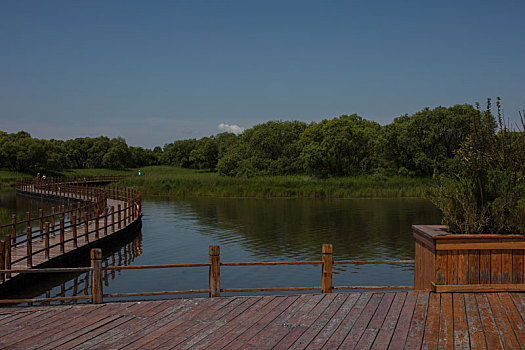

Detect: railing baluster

[322,244,333,293]
[209,245,220,297]
[91,249,103,304]
[26,227,32,267]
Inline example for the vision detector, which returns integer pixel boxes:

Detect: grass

[0,166,433,198]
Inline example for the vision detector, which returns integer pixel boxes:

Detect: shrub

[430,98,525,234]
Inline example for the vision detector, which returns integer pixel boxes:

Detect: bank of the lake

[0,166,432,198]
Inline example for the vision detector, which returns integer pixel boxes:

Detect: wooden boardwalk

[0,291,524,349]
[8,198,130,271]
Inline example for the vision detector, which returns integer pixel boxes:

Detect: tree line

[0,104,480,177]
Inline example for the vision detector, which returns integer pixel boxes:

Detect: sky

[1,0,524,148]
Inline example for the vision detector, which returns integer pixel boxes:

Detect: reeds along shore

[0,166,432,199]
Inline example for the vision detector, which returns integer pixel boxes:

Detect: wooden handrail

[0,243,414,306]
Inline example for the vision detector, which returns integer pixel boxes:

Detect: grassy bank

[119,166,432,198]
[1,166,432,198]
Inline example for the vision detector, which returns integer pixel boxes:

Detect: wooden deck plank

[173,296,263,350]
[338,292,384,349]
[0,292,522,349]
[486,293,521,349]
[323,292,373,349]
[463,293,487,350]
[131,297,238,349]
[189,296,273,350]
[354,292,396,350]
[437,293,453,349]
[306,293,361,350]
[475,294,504,350]
[246,294,335,349]
[510,293,525,323]
[370,292,407,350]
[387,291,417,349]
[209,295,300,350]
[452,293,470,349]
[497,293,525,348]
[202,295,293,350]
[276,293,347,349]
[421,292,440,349]
[404,292,430,350]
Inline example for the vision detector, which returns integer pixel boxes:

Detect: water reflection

[5,231,143,306]
[154,197,442,261]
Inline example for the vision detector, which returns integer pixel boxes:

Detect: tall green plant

[430,98,525,234]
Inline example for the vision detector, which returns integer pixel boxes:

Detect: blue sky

[1,0,524,148]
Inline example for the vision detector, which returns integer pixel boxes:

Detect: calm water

[0,191,442,303]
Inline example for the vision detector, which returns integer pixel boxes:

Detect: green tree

[299,115,382,177]
[383,105,477,176]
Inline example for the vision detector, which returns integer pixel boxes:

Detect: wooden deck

[8,198,130,271]
[0,291,524,349]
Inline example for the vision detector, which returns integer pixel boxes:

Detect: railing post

[209,245,220,297]
[45,222,50,258]
[111,206,115,231]
[104,207,108,236]
[11,215,16,245]
[51,207,55,234]
[95,211,99,239]
[118,204,121,229]
[26,211,30,233]
[4,235,11,279]
[0,240,5,282]
[91,248,103,304]
[26,226,32,267]
[60,217,65,253]
[322,244,333,293]
[39,209,43,240]
[84,209,89,243]
[72,214,78,248]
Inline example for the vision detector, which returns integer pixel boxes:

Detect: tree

[299,115,382,177]
[383,105,478,176]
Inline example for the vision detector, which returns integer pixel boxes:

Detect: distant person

[42,174,46,182]
[138,170,142,176]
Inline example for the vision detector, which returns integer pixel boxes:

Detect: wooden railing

[0,179,142,283]
[0,244,414,305]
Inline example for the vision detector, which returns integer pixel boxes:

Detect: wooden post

[84,209,89,243]
[60,217,65,253]
[26,211,30,233]
[72,215,78,248]
[4,235,11,278]
[111,206,115,231]
[104,208,108,236]
[118,204,121,229]
[77,202,81,222]
[0,240,5,282]
[91,248,103,304]
[26,226,32,267]
[322,244,333,294]
[39,209,43,240]
[209,245,220,297]
[95,211,99,239]
[51,207,55,234]
[11,215,16,245]
[45,223,50,258]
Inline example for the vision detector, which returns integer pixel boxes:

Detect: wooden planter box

[413,225,525,292]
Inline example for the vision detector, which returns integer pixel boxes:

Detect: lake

[0,191,442,304]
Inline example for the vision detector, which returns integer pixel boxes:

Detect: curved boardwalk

[1,178,141,290]
[1,291,525,349]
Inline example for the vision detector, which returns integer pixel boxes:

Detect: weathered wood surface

[0,291,524,349]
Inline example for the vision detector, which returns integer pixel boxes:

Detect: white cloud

[218,123,244,134]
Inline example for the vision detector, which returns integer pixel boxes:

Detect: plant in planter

[414,98,525,291]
